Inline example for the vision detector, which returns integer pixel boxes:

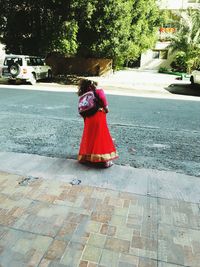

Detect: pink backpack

[78,91,99,117]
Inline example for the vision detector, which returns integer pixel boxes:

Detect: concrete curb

[0,151,200,204]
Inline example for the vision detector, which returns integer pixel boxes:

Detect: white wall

[158,0,187,9]
[0,43,6,77]
[0,43,5,64]
[158,0,200,10]
[140,42,176,70]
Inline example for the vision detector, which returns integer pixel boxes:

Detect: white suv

[190,68,200,86]
[2,55,52,85]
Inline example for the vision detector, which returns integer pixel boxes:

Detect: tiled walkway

[0,172,200,267]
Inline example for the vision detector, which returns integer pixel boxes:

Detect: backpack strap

[93,90,100,108]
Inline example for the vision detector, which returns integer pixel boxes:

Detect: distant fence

[45,53,113,76]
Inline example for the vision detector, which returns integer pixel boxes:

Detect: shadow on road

[165,83,200,97]
[0,78,53,86]
[0,75,81,86]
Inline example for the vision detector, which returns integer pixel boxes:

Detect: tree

[128,0,160,61]
[0,0,77,56]
[72,0,133,67]
[73,0,160,68]
[0,0,160,68]
[170,8,200,73]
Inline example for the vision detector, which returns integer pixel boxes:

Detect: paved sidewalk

[0,170,200,267]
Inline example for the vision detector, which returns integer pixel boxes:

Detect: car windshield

[4,57,23,66]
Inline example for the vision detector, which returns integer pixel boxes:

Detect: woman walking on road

[78,79,118,168]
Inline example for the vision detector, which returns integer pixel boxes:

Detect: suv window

[36,58,44,66]
[26,57,38,66]
[4,57,23,66]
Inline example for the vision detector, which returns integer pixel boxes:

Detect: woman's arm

[96,89,109,113]
[104,105,109,113]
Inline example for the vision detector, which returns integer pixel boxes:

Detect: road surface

[0,85,199,177]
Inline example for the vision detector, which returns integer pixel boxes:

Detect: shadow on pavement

[51,75,82,85]
[165,83,200,97]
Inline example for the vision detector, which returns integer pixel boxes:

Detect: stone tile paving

[0,171,200,267]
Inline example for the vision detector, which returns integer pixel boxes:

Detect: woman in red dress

[78,79,118,167]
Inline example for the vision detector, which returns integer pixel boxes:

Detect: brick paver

[0,171,200,267]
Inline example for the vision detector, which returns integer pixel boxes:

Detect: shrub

[158,67,168,73]
[170,52,187,72]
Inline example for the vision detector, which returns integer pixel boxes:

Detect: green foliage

[0,0,160,68]
[170,51,187,72]
[158,67,168,73]
[0,0,77,56]
[170,9,200,73]
[73,0,160,68]
[51,20,78,55]
[129,0,160,59]
[72,0,133,67]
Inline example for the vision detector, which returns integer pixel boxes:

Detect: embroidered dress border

[78,151,118,162]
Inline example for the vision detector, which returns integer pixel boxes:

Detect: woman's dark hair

[77,79,98,96]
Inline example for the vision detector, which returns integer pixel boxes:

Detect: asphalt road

[0,86,200,177]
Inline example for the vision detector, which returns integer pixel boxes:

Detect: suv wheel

[190,75,194,85]
[47,70,53,81]
[9,64,20,77]
[30,73,36,85]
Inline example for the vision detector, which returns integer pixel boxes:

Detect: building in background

[158,0,200,10]
[140,0,200,70]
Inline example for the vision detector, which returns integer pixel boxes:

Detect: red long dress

[78,89,118,163]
